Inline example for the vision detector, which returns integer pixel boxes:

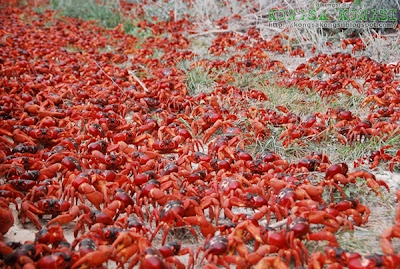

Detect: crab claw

[203,120,223,143]
[38,163,63,180]
[71,245,112,269]
[255,256,288,269]
[184,216,215,238]
[233,220,263,243]
[78,183,104,209]
[47,205,81,227]
[307,231,338,247]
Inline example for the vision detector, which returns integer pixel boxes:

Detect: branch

[128,70,150,93]
[189,28,244,37]
[268,218,288,229]
[94,61,123,91]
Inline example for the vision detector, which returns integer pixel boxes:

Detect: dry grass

[358,30,400,63]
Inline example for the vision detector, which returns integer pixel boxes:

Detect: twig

[294,171,324,178]
[291,41,314,47]
[268,218,288,229]
[190,23,284,37]
[94,61,123,91]
[189,28,244,37]
[128,70,150,93]
[354,225,369,232]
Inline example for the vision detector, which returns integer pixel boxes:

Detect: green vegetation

[50,0,121,28]
[230,71,269,90]
[123,21,153,40]
[177,60,218,95]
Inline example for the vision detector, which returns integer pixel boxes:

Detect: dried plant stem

[189,28,244,37]
[268,218,288,229]
[94,60,123,91]
[128,70,150,93]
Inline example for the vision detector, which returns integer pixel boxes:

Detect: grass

[336,230,382,255]
[335,132,400,165]
[230,71,270,90]
[247,118,400,169]
[32,5,47,14]
[50,0,121,28]
[123,21,153,42]
[358,30,400,63]
[127,0,254,25]
[306,201,397,256]
[123,0,190,22]
[183,67,215,95]
[177,60,219,95]
[267,86,326,117]
[142,0,189,22]
[334,198,397,255]
[247,127,285,157]
[240,79,370,164]
[330,93,366,117]
[305,156,398,257]
[189,36,214,57]
[248,134,329,164]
